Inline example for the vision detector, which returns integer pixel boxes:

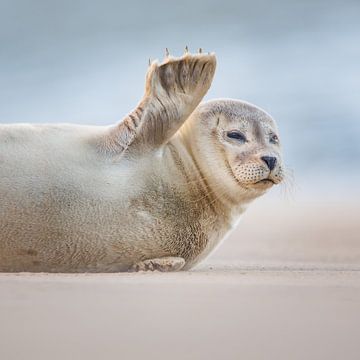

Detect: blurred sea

[0,0,359,199]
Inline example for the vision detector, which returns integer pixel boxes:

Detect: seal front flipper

[129,257,186,272]
[102,50,216,156]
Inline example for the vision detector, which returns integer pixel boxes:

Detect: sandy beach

[1,270,359,360]
[1,199,359,360]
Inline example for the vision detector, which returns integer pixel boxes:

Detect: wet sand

[0,199,359,360]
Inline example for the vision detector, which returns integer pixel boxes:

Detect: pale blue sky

[1,0,359,194]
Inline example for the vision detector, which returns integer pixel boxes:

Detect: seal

[0,49,284,272]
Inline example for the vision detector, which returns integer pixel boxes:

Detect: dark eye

[227,131,246,143]
[270,134,279,144]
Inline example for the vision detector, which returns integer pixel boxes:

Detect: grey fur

[0,52,283,272]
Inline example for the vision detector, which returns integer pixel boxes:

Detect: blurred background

[0,0,359,267]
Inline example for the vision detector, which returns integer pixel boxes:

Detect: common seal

[0,50,284,272]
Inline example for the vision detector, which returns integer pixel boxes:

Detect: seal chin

[239,178,278,191]
[257,178,276,187]
[249,179,275,190]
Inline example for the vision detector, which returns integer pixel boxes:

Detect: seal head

[181,99,284,205]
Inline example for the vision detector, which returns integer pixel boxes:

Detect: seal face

[183,99,284,202]
[0,50,284,272]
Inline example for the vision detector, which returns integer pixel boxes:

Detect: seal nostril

[261,156,277,171]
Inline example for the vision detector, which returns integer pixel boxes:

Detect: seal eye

[227,131,246,143]
[270,134,279,144]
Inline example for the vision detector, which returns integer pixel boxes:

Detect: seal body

[0,124,234,271]
[0,51,284,272]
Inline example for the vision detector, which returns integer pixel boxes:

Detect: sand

[0,199,359,360]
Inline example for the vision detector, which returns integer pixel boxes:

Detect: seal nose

[261,156,277,171]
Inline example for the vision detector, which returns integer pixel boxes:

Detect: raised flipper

[102,49,216,156]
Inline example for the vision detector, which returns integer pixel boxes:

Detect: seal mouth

[227,161,278,189]
[228,166,276,190]
[246,178,276,190]
[255,179,275,185]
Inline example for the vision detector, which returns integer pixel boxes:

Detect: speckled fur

[0,51,283,272]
